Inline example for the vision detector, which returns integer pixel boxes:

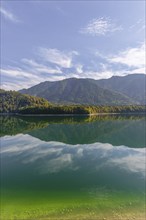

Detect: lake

[0,115,145,220]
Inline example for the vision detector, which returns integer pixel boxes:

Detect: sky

[0,0,145,90]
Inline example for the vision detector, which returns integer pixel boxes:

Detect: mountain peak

[19,74,145,105]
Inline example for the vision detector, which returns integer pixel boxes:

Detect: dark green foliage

[18,105,89,114]
[18,105,146,115]
[0,89,145,114]
[0,89,50,113]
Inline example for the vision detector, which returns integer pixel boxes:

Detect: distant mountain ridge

[96,74,146,104]
[20,74,146,105]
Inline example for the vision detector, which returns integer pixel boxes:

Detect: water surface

[0,115,145,220]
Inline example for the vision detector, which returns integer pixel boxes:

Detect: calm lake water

[0,115,146,220]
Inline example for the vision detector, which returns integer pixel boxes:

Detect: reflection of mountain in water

[1,115,145,148]
[29,119,145,148]
[1,134,145,192]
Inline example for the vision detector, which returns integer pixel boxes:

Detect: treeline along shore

[17,105,146,115]
[0,89,146,115]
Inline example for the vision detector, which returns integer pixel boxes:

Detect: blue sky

[1,0,145,90]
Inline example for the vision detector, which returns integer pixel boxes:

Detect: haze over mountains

[20,74,146,105]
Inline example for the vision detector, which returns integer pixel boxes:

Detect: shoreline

[0,112,146,117]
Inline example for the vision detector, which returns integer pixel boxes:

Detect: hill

[0,89,50,113]
[20,77,138,105]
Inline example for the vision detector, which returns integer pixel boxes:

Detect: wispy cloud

[22,59,62,74]
[79,69,114,80]
[108,42,145,68]
[80,17,122,36]
[1,65,64,91]
[38,48,79,68]
[94,42,145,76]
[56,6,66,16]
[1,67,37,78]
[1,67,41,90]
[0,6,20,23]
[129,19,145,33]
[75,64,83,74]
[1,43,145,91]
[1,47,80,90]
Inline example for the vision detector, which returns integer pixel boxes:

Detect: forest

[0,89,145,114]
[18,104,146,114]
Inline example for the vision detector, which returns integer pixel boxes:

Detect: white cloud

[38,48,79,68]
[22,59,62,74]
[109,154,145,175]
[1,51,72,90]
[0,7,20,23]
[80,64,145,80]
[1,43,145,91]
[81,70,113,80]
[129,19,145,33]
[1,68,42,90]
[75,64,83,74]
[129,19,143,30]
[80,17,122,36]
[108,42,145,68]
[1,68,37,79]
[1,134,145,177]
[1,82,25,91]
[40,154,73,174]
[1,66,65,90]
[94,43,145,76]
[22,59,45,68]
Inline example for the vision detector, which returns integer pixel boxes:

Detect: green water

[0,115,146,220]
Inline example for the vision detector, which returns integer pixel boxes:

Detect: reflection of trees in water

[0,116,49,136]
[0,115,145,148]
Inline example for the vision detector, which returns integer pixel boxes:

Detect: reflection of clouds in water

[40,154,79,174]
[108,155,145,175]
[1,134,145,176]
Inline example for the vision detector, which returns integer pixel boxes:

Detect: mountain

[96,74,146,104]
[0,89,49,113]
[20,77,138,105]
[20,74,146,105]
